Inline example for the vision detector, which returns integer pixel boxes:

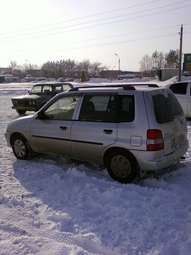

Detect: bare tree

[140,55,153,71]
[152,50,165,70]
[165,49,179,68]
[9,61,18,70]
[41,59,105,78]
[140,49,178,72]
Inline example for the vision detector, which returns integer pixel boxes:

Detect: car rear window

[169,83,188,95]
[153,92,183,124]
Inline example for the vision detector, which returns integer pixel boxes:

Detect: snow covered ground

[1,82,191,255]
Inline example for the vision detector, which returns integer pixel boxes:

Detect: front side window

[169,83,188,95]
[31,85,42,94]
[79,95,117,122]
[43,96,79,120]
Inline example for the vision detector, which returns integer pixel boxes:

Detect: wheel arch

[10,132,27,146]
[103,146,139,170]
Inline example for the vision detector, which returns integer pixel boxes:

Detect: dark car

[11,82,73,115]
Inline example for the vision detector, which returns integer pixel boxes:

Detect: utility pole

[114,53,121,72]
[178,24,183,81]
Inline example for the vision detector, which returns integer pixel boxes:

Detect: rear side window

[153,92,183,124]
[118,95,135,122]
[169,83,188,95]
[79,95,134,123]
[79,95,117,122]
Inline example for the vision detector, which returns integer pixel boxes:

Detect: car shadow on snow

[12,156,141,251]
[12,155,189,253]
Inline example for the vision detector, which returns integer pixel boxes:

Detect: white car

[167,80,191,118]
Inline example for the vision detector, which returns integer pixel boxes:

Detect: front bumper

[12,106,38,112]
[5,131,11,146]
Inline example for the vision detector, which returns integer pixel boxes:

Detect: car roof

[69,82,160,92]
[32,81,74,87]
[81,81,160,87]
[171,80,191,84]
[53,83,168,98]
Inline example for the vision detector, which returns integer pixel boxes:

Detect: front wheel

[11,135,32,160]
[106,150,138,183]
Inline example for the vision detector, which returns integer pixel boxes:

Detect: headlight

[13,99,18,105]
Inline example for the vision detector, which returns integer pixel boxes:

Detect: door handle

[60,126,67,130]
[103,129,113,134]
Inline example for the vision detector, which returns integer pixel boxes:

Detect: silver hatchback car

[5,83,188,183]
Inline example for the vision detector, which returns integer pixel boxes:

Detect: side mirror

[37,111,47,120]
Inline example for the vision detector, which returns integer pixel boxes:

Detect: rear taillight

[147,129,164,151]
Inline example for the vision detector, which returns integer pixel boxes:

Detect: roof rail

[70,83,159,91]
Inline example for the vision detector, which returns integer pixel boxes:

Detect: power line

[59,1,191,34]
[71,24,182,45]
[0,0,190,41]
[4,32,178,57]
[30,0,189,33]
[0,0,176,34]
[0,22,181,44]
[65,33,179,51]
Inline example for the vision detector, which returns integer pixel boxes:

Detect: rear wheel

[105,150,138,183]
[11,134,32,160]
[16,109,26,115]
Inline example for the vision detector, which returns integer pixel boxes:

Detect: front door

[29,95,80,156]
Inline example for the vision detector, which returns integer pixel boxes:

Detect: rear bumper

[132,140,188,172]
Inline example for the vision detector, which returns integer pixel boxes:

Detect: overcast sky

[0,0,191,70]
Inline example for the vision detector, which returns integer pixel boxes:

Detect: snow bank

[1,85,191,254]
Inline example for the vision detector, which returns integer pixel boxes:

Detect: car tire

[106,150,138,183]
[16,109,26,115]
[11,134,33,160]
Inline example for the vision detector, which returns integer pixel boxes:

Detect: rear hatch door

[148,89,187,155]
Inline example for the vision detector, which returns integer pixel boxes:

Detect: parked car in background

[167,80,191,118]
[11,82,73,115]
[6,83,188,183]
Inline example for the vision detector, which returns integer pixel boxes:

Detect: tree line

[140,49,179,72]
[7,50,179,80]
[8,59,106,80]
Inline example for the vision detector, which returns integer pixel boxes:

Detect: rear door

[70,94,118,163]
[116,92,148,151]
